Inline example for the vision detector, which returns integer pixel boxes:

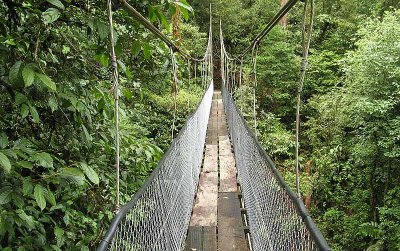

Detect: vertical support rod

[239,58,243,112]
[296,0,314,197]
[252,45,258,138]
[107,0,120,212]
[170,47,178,140]
[187,59,191,112]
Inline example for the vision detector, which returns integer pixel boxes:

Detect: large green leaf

[175,0,193,12]
[0,133,8,149]
[17,160,33,169]
[42,8,61,25]
[16,209,36,229]
[157,12,170,31]
[0,151,11,173]
[14,92,27,106]
[48,96,58,112]
[46,0,64,10]
[9,61,22,85]
[22,66,35,87]
[32,152,53,168]
[54,226,65,247]
[81,124,92,145]
[20,104,29,118]
[34,184,46,210]
[60,168,85,186]
[36,73,56,91]
[80,162,99,185]
[45,189,56,206]
[179,7,189,21]
[0,186,12,204]
[29,105,40,123]
[22,179,33,196]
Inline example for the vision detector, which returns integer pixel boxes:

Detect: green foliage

[305,10,400,250]
[0,0,205,249]
[207,1,400,250]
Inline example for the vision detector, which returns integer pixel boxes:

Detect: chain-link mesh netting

[221,84,330,251]
[98,81,213,251]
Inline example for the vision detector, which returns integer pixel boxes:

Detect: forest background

[0,0,399,250]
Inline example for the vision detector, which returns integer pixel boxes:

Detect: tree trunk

[279,0,288,29]
[172,5,181,43]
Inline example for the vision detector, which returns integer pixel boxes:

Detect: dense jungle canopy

[0,0,400,250]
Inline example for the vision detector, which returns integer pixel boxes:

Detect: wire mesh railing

[98,81,214,251]
[221,83,330,251]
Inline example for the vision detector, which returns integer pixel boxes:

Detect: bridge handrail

[97,81,214,250]
[221,84,331,251]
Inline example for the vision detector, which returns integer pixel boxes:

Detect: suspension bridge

[98,0,330,250]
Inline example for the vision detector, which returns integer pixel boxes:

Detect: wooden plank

[219,136,232,156]
[203,227,217,251]
[186,227,203,251]
[219,154,237,192]
[190,172,218,226]
[203,145,218,172]
[218,193,249,251]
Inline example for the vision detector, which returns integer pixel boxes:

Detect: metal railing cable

[220,60,330,250]
[97,81,213,251]
[98,3,214,251]
[220,15,330,251]
[115,0,205,62]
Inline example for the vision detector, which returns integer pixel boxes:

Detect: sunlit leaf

[46,0,64,10]
[45,189,56,206]
[42,8,60,25]
[0,151,11,173]
[17,161,33,169]
[22,179,33,196]
[48,96,58,112]
[29,105,40,123]
[16,209,36,229]
[34,184,46,210]
[60,168,85,186]
[36,73,56,91]
[20,104,29,118]
[22,66,35,87]
[80,162,99,185]
[32,152,53,168]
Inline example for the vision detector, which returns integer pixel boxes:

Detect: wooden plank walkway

[186,91,249,251]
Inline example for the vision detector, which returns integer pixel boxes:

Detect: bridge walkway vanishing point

[185,91,250,251]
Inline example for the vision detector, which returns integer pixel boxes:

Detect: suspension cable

[239,58,243,112]
[116,0,205,62]
[295,0,314,197]
[233,61,237,97]
[107,0,120,213]
[170,47,179,139]
[187,59,191,113]
[233,0,299,60]
[252,44,259,138]
[194,61,197,87]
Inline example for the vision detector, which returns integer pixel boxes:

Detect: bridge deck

[185,91,250,251]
